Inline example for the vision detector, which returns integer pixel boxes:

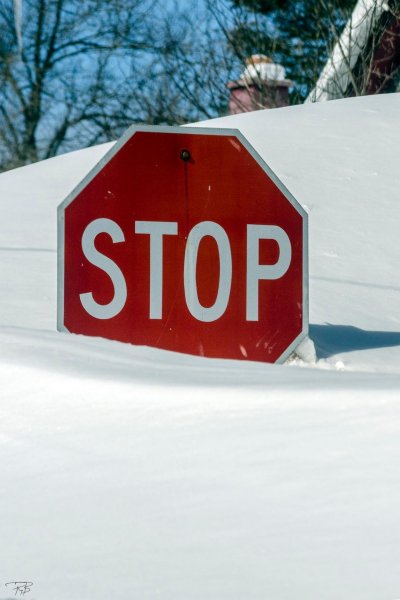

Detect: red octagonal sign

[58,126,308,363]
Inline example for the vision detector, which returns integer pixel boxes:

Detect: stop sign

[58,126,308,363]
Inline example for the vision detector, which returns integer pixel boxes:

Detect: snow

[241,60,287,83]
[1,93,400,599]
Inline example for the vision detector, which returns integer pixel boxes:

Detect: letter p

[246,225,292,321]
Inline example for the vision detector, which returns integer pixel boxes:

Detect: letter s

[80,218,127,319]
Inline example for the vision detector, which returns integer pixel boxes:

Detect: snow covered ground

[1,94,400,600]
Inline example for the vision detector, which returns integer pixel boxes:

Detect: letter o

[184,221,232,322]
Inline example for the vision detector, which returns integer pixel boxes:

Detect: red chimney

[227,55,292,115]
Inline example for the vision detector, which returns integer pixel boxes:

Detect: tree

[156,0,359,119]
[2,0,396,172]
[0,0,155,171]
[156,1,239,122]
[218,0,356,103]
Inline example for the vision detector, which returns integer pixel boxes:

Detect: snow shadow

[309,324,400,359]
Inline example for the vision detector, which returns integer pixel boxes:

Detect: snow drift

[1,94,400,600]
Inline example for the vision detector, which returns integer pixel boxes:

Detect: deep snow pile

[1,94,400,600]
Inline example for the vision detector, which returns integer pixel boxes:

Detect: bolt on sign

[58,126,308,363]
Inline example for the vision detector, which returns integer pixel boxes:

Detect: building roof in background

[308,0,400,101]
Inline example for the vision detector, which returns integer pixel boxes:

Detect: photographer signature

[5,582,33,596]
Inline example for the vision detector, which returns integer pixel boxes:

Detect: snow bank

[1,94,400,600]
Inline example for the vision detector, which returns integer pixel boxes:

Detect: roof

[307,0,400,101]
